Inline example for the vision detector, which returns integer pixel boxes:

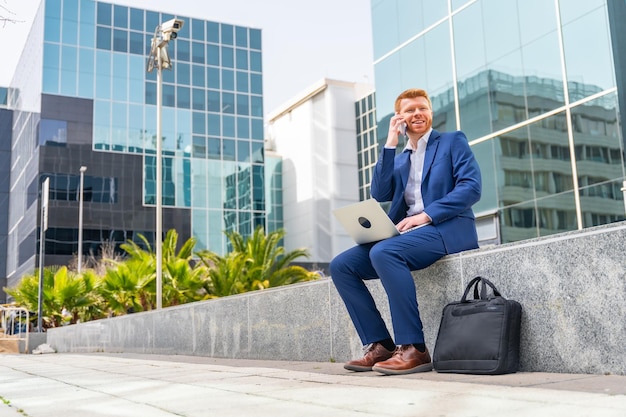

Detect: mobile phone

[399,122,407,136]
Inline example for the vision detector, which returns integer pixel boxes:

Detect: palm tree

[198,226,317,294]
[118,229,210,307]
[4,266,101,328]
[99,258,155,315]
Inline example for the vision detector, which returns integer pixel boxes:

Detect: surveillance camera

[161,18,184,35]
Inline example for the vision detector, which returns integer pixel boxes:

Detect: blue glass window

[222,115,235,137]
[176,62,190,85]
[236,26,248,47]
[130,8,143,31]
[237,117,249,138]
[62,20,78,45]
[113,29,128,52]
[208,114,220,136]
[192,42,204,64]
[96,26,111,50]
[129,32,143,54]
[79,0,95,24]
[222,92,234,114]
[193,136,206,158]
[250,73,262,94]
[251,118,263,140]
[145,82,156,105]
[237,140,250,162]
[222,47,234,68]
[163,84,175,107]
[236,71,249,92]
[39,119,67,145]
[221,24,234,45]
[162,67,175,83]
[207,44,219,66]
[44,17,61,43]
[207,67,220,88]
[192,65,205,87]
[208,138,220,159]
[79,22,95,47]
[207,90,220,112]
[250,29,261,50]
[222,69,234,91]
[146,11,159,32]
[250,51,262,72]
[222,139,235,160]
[177,39,190,62]
[96,2,111,25]
[192,19,204,40]
[250,96,262,117]
[192,89,205,110]
[236,48,248,70]
[207,21,219,43]
[236,94,249,115]
[193,112,205,134]
[113,5,128,28]
[177,86,191,109]
[251,141,264,163]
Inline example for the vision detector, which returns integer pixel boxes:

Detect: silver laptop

[333,199,427,244]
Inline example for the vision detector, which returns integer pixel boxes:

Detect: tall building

[3,0,265,294]
[267,79,373,264]
[367,0,626,243]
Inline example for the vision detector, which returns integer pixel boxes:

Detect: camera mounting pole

[147,18,184,310]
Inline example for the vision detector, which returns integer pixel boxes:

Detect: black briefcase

[433,276,522,375]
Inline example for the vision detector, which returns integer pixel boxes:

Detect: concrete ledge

[47,222,626,375]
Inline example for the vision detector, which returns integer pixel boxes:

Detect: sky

[0,0,375,115]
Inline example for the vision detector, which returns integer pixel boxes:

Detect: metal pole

[37,179,49,333]
[78,166,87,273]
[156,47,163,310]
[622,180,626,214]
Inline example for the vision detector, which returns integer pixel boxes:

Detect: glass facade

[36,0,265,255]
[355,92,379,200]
[369,0,626,243]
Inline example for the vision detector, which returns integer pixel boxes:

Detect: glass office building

[367,0,626,243]
[4,0,265,288]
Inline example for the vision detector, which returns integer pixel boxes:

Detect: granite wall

[46,222,626,375]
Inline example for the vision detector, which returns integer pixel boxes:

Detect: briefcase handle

[461,276,502,302]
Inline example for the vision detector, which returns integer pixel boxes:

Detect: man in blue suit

[330,88,481,375]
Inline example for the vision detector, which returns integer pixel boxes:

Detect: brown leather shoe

[372,344,433,375]
[344,343,395,372]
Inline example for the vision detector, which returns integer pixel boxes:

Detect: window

[39,119,67,145]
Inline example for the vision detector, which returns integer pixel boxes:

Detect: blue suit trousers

[329,224,447,346]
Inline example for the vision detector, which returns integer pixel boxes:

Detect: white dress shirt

[403,129,432,216]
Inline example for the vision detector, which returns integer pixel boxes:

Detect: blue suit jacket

[370,129,482,254]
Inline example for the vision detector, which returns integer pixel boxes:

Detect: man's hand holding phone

[386,114,407,147]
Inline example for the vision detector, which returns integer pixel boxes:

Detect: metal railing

[0,305,30,353]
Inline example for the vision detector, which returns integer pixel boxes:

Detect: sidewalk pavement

[1,353,626,417]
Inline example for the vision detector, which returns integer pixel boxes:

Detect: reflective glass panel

[371,0,448,60]
[250,51,262,72]
[130,8,143,31]
[113,5,128,28]
[96,1,111,25]
[79,22,95,47]
[221,24,233,45]
[561,4,615,101]
[222,115,235,138]
[96,26,111,50]
[572,93,626,226]
[192,64,205,87]
[236,48,248,70]
[236,26,248,47]
[237,116,249,138]
[249,28,261,50]
[222,47,234,68]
